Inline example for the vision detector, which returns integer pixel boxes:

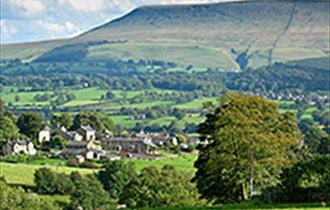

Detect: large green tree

[69,174,115,210]
[119,165,203,208]
[274,154,330,202]
[0,178,61,210]
[16,112,44,140]
[34,168,74,195]
[97,160,136,199]
[194,93,301,203]
[0,116,18,143]
[72,112,115,134]
[50,113,73,129]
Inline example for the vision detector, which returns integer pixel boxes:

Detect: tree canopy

[97,160,136,199]
[119,165,203,208]
[194,93,301,203]
[72,112,115,134]
[0,116,18,143]
[16,112,44,140]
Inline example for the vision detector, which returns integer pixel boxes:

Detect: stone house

[38,126,68,144]
[102,137,156,155]
[61,140,103,160]
[132,130,170,146]
[1,140,37,156]
[38,126,52,143]
[77,125,96,141]
[38,125,96,144]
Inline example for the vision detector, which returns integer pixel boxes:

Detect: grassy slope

[175,97,219,109]
[1,85,314,128]
[287,56,330,69]
[0,162,97,186]
[0,154,197,186]
[1,90,54,106]
[87,42,240,70]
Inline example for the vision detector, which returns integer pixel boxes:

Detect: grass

[110,100,174,110]
[272,48,327,64]
[111,115,142,127]
[36,194,70,206]
[149,116,176,126]
[0,162,97,186]
[0,90,54,106]
[88,42,240,70]
[127,153,198,172]
[175,97,219,109]
[0,154,197,186]
[177,114,205,128]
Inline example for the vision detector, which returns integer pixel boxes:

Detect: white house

[2,140,37,156]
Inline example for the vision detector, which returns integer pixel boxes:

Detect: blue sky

[1,0,228,44]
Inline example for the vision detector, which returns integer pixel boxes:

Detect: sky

[0,0,228,44]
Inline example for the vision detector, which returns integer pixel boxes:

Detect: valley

[0,0,329,209]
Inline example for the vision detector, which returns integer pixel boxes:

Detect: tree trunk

[242,183,249,201]
[249,141,254,199]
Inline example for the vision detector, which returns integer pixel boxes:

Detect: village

[1,123,199,163]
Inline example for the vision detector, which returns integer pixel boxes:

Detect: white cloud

[65,0,107,12]
[112,0,134,11]
[9,0,45,17]
[1,0,235,44]
[0,19,17,40]
[37,20,81,35]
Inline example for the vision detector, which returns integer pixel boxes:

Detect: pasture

[0,154,197,186]
[0,85,317,130]
[0,162,97,186]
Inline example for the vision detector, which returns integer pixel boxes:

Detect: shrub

[34,168,74,195]
[119,165,204,208]
[66,158,79,167]
[80,161,99,169]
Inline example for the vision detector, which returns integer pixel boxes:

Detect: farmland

[0,154,197,186]
[0,84,318,130]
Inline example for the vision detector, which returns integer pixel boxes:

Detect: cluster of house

[258,92,330,102]
[1,140,37,156]
[1,125,178,162]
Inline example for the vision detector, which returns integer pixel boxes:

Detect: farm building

[102,137,156,155]
[1,140,37,156]
[60,140,103,160]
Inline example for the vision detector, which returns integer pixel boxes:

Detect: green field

[0,154,197,186]
[0,162,98,186]
[175,97,219,109]
[88,42,240,70]
[1,90,54,106]
[126,153,197,172]
[0,85,318,130]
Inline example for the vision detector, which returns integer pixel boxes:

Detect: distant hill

[1,0,329,70]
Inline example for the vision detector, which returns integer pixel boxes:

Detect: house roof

[80,125,95,132]
[41,125,53,131]
[103,137,156,147]
[61,148,103,156]
[66,141,88,147]
[7,140,30,146]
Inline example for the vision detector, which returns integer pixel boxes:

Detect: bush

[267,155,330,202]
[1,179,62,210]
[98,160,137,199]
[69,174,115,210]
[66,158,79,167]
[119,165,204,208]
[1,153,45,163]
[80,161,99,169]
[34,168,74,195]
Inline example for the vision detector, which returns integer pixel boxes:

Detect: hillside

[1,0,329,70]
